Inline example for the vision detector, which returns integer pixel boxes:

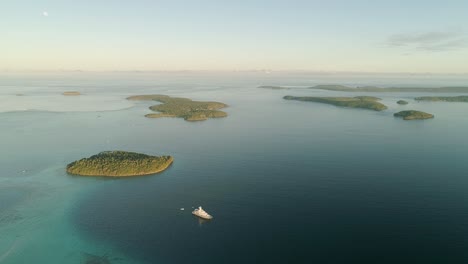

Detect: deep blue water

[1,72,468,263]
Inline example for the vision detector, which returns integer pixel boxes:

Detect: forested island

[354,96,382,101]
[415,96,468,102]
[127,94,228,121]
[394,110,434,120]
[66,151,173,177]
[397,100,409,105]
[283,95,387,111]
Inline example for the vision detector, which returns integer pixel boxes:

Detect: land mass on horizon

[283,95,387,111]
[259,85,468,93]
[415,96,468,102]
[258,86,292,90]
[63,91,81,96]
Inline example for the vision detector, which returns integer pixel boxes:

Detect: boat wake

[0,239,20,263]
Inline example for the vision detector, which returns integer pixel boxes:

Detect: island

[66,151,173,177]
[397,100,409,105]
[414,96,468,102]
[63,91,81,96]
[127,94,228,121]
[394,110,434,120]
[258,86,291,90]
[283,95,387,111]
[309,85,468,93]
[354,96,382,101]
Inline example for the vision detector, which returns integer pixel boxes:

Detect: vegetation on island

[397,100,409,105]
[394,110,434,120]
[258,86,291,90]
[66,151,173,177]
[309,85,468,93]
[127,94,228,121]
[63,91,81,96]
[353,96,382,101]
[414,96,468,102]
[283,95,387,111]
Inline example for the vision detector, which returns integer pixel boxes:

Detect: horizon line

[1,69,468,76]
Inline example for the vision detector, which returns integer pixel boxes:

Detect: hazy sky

[1,0,468,73]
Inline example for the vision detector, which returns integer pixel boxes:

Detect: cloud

[386,31,468,52]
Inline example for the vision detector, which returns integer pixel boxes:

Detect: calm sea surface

[1,72,468,263]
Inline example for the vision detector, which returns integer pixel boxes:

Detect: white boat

[192,206,213,220]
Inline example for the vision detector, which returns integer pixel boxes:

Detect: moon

[43,11,49,17]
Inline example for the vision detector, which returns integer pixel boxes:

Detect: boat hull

[192,211,213,220]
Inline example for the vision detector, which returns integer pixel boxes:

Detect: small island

[127,94,228,121]
[414,96,468,102]
[66,151,173,177]
[63,91,81,96]
[394,110,434,120]
[283,96,387,111]
[397,100,409,105]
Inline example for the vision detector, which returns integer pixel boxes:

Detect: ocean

[1,72,468,263]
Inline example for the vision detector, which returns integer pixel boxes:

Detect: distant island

[397,100,409,105]
[63,91,81,96]
[263,84,468,93]
[283,95,387,111]
[415,96,468,102]
[258,86,291,90]
[394,110,434,120]
[66,151,173,177]
[127,94,228,121]
[309,85,468,93]
[354,96,382,101]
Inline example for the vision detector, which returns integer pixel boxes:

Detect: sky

[1,0,468,73]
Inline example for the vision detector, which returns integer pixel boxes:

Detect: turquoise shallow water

[1,72,468,263]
